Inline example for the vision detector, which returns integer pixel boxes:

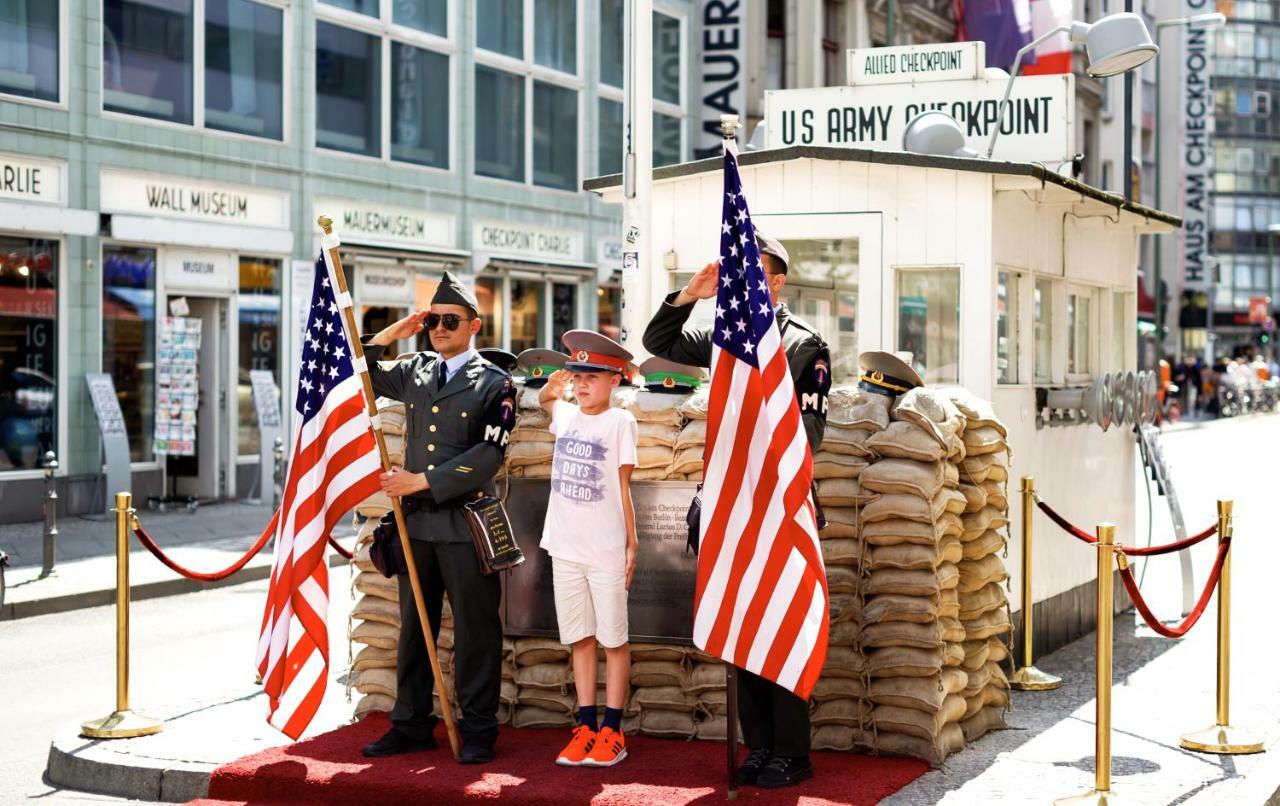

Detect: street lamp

[987,12,1158,159]
[1153,12,1226,356]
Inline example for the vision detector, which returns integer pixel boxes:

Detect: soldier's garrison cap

[478,348,518,373]
[858,350,924,397]
[639,356,705,393]
[755,231,791,274]
[516,348,566,387]
[562,330,634,375]
[431,270,479,315]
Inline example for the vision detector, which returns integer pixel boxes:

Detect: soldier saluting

[642,233,831,789]
[359,271,516,765]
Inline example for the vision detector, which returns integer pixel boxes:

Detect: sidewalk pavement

[0,501,329,622]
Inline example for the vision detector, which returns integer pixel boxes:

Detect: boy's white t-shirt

[540,400,638,576]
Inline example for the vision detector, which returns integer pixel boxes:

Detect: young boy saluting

[539,330,639,768]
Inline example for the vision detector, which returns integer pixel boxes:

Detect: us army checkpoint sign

[762,73,1075,166]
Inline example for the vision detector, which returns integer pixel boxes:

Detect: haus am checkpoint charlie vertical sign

[763,42,1075,167]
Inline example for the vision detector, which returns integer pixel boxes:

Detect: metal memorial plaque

[502,479,699,644]
[85,373,132,513]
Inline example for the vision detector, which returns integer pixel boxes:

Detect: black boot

[736,747,772,785]
[362,727,437,758]
[756,755,814,789]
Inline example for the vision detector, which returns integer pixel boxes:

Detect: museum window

[0,0,60,103]
[103,0,285,140]
[316,2,452,167]
[598,283,621,342]
[1034,277,1055,384]
[997,269,1021,384]
[475,276,505,350]
[597,4,687,172]
[102,245,156,463]
[237,257,280,458]
[475,0,579,189]
[897,268,960,385]
[509,277,545,354]
[0,236,57,472]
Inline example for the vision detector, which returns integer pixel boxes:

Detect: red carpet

[201,715,928,806]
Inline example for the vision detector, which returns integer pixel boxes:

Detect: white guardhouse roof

[584,145,1181,232]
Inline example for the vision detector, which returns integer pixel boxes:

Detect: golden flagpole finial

[317,215,333,235]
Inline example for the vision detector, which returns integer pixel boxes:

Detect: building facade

[0,0,698,520]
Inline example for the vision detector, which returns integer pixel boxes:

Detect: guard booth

[585,144,1178,655]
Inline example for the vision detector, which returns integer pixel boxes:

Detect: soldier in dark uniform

[642,232,831,789]
[359,271,516,764]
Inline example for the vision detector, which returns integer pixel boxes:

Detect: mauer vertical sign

[694,1,744,158]
[1180,0,1212,291]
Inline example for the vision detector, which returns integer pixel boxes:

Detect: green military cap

[516,348,566,387]
[478,348,518,373]
[431,270,479,315]
[858,350,924,397]
[639,356,705,394]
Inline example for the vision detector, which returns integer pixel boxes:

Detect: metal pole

[1153,29,1163,349]
[81,492,164,739]
[41,450,58,578]
[620,0,653,357]
[1180,500,1264,754]
[1123,0,1134,202]
[1010,477,1061,691]
[1055,523,1119,805]
[272,436,285,510]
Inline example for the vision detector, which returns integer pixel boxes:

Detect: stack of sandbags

[506,386,555,479]
[613,387,683,480]
[817,387,892,543]
[511,638,575,729]
[627,644,697,739]
[946,389,1013,743]
[852,387,970,765]
[673,388,709,480]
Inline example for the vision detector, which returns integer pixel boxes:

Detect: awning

[0,199,97,236]
[109,214,293,254]
[481,256,597,274]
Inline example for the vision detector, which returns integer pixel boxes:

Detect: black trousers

[736,668,811,758]
[391,541,503,748]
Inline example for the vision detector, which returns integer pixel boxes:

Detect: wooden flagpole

[318,215,461,760]
[726,664,738,799]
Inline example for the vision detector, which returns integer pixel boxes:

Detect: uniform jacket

[642,292,832,452]
[363,339,517,543]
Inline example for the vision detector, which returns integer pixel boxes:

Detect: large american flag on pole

[255,253,383,738]
[692,141,829,700]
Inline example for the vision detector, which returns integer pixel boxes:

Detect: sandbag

[631,644,690,663]
[637,422,681,448]
[869,542,941,571]
[694,715,727,741]
[957,555,1009,593]
[860,459,948,500]
[961,685,1010,721]
[866,421,946,462]
[962,529,1005,561]
[960,640,991,672]
[958,483,988,514]
[517,687,576,714]
[940,616,966,643]
[945,389,1008,437]
[873,695,966,741]
[862,620,943,650]
[869,674,950,712]
[812,724,858,751]
[351,620,398,650]
[514,639,570,667]
[937,562,960,591]
[822,646,868,678]
[863,518,949,546]
[891,388,963,447]
[867,646,945,678]
[357,490,393,517]
[962,426,1007,456]
[820,518,859,539]
[640,708,696,738]
[631,660,688,688]
[507,441,554,467]
[827,386,891,431]
[959,582,1008,620]
[813,453,870,480]
[811,698,870,727]
[961,705,1007,744]
[674,419,707,451]
[698,689,727,716]
[687,663,725,695]
[829,593,862,624]
[983,479,1009,511]
[940,534,963,565]
[816,477,876,507]
[875,722,964,766]
[938,588,960,620]
[961,506,1010,540]
[677,388,709,421]
[631,686,699,714]
[353,595,400,628]
[514,662,570,691]
[821,538,864,567]
[355,667,397,698]
[819,425,876,458]
[513,706,574,729]
[866,568,941,598]
[943,641,966,667]
[827,565,860,594]
[672,446,703,475]
[811,676,867,702]
[355,693,396,720]
[963,608,1012,640]
[623,389,688,427]
[354,571,398,602]
[860,493,950,525]
[353,645,397,672]
[987,637,1010,663]
[863,593,940,625]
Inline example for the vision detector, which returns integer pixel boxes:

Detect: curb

[1,554,349,622]
[46,729,212,803]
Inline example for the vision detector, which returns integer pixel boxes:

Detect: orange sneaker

[556,724,596,767]
[583,727,627,767]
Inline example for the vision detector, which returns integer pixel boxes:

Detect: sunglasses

[426,313,473,331]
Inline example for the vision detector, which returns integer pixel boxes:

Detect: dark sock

[602,706,623,732]
[578,704,598,729]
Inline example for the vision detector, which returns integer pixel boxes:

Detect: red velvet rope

[1119,537,1231,638]
[327,536,354,560]
[132,510,278,582]
[1035,499,1217,556]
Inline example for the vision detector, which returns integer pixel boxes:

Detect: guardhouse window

[1034,277,1055,384]
[896,268,959,385]
[997,269,1021,384]
[1068,288,1093,377]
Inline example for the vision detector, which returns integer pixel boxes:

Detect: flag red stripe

[760,564,820,682]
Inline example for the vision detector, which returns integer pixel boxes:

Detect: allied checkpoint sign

[846,41,985,86]
[763,43,1076,167]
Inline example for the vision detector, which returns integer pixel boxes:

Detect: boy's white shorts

[552,557,629,648]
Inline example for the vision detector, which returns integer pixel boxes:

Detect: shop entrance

[163,295,231,502]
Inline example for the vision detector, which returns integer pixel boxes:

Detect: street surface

[1,566,356,805]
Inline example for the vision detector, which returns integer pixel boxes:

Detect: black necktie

[435,362,447,390]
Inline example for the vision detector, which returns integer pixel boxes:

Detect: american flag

[693,142,829,700]
[255,253,383,738]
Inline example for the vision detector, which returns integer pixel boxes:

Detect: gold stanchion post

[81,492,164,739]
[1180,500,1264,755]
[1057,523,1122,806]
[1010,476,1061,691]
